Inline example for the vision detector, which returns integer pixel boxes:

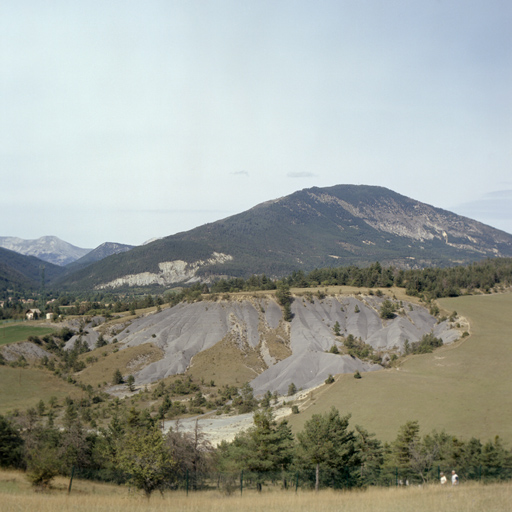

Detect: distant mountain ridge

[0,240,133,292]
[65,242,135,272]
[0,247,65,292]
[0,236,91,266]
[55,185,512,291]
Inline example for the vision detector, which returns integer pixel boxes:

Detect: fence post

[295,471,299,493]
[395,467,398,487]
[186,469,189,496]
[68,466,75,495]
[240,470,243,496]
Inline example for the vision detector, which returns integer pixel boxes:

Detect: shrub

[112,369,124,385]
[411,333,443,354]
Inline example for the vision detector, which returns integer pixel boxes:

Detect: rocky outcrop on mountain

[90,292,460,395]
[96,253,233,289]
[307,187,511,256]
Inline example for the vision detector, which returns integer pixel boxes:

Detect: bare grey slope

[75,294,459,395]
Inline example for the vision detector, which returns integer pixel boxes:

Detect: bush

[411,333,443,354]
[380,300,396,319]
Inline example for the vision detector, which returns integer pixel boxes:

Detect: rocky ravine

[65,293,460,396]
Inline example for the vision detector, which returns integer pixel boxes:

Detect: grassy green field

[1,469,511,512]
[288,292,512,444]
[0,323,55,347]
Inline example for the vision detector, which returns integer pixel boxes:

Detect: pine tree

[112,369,124,385]
[296,407,361,490]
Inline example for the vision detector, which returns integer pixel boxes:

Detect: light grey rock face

[250,295,458,394]
[64,317,105,350]
[263,299,282,329]
[289,295,454,354]
[250,352,380,396]
[119,300,264,382]
[97,294,459,395]
[0,341,53,362]
[65,330,100,351]
[96,252,233,289]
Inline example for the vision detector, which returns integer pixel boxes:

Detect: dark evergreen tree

[296,407,361,490]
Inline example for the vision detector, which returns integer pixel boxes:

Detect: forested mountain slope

[0,247,65,292]
[55,185,512,291]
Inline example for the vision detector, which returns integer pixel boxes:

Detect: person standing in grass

[440,472,447,485]
[451,470,459,485]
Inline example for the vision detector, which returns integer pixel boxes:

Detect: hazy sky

[2,1,511,248]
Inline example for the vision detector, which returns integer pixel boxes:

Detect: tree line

[2,258,512,321]
[1,403,512,496]
[211,258,512,299]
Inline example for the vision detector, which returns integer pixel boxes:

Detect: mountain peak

[0,236,92,266]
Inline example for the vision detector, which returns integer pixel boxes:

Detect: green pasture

[288,292,512,445]
[0,323,55,347]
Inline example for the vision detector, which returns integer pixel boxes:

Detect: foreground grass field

[1,469,511,512]
[288,292,512,444]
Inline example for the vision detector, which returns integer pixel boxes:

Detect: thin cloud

[452,190,512,221]
[287,172,317,178]
[120,208,233,215]
[231,170,249,177]
[483,189,512,200]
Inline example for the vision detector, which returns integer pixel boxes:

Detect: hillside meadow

[0,323,55,347]
[0,366,79,414]
[1,469,512,512]
[288,292,512,444]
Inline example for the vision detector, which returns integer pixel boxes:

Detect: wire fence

[70,465,512,495]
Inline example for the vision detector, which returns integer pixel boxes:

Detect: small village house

[26,308,41,320]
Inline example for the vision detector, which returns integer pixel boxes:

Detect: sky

[1,1,511,249]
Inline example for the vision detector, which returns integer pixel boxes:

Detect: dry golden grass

[0,366,80,414]
[188,335,260,387]
[76,343,163,387]
[291,285,422,303]
[1,470,511,512]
